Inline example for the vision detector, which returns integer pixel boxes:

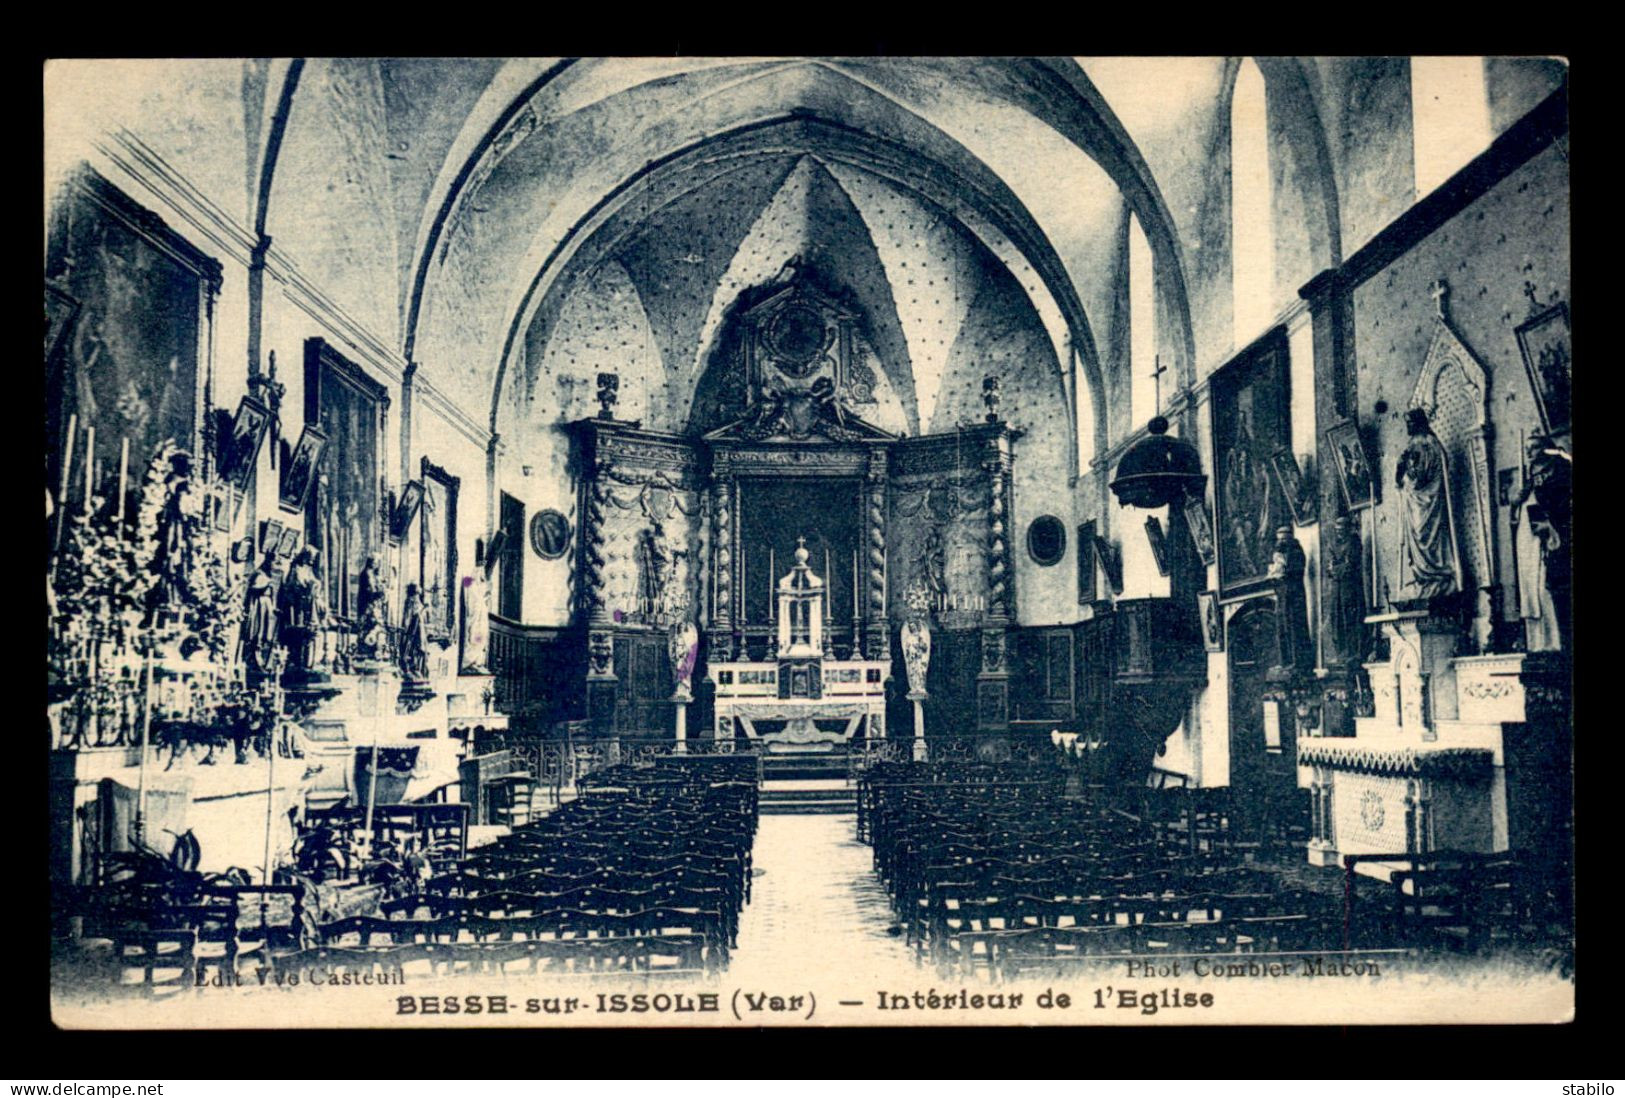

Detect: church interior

[44,57,1572,1006]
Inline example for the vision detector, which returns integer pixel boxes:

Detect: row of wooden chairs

[328,761,759,976]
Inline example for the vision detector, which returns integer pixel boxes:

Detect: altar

[709,537,889,750]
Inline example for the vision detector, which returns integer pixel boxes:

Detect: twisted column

[865,453,889,661]
[582,456,613,624]
[985,447,1012,619]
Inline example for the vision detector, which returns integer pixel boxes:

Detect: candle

[58,413,77,509]
[116,438,129,538]
[83,425,94,510]
[852,550,859,619]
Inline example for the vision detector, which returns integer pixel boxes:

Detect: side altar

[709,538,888,751]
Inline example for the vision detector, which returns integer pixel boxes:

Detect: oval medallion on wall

[530,508,572,560]
[1026,515,1066,566]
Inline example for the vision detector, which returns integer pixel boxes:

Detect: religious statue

[1266,526,1312,676]
[354,554,389,661]
[1394,406,1463,603]
[666,585,699,703]
[460,538,494,674]
[1513,433,1571,652]
[642,519,684,621]
[1325,515,1367,665]
[277,546,327,677]
[900,582,933,698]
[150,450,199,618]
[916,524,948,607]
[398,582,429,682]
[241,552,279,678]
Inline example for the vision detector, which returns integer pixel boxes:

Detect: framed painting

[420,458,460,641]
[1144,515,1169,577]
[1324,420,1375,511]
[220,395,271,492]
[1197,590,1223,652]
[45,283,80,363]
[280,424,327,512]
[1026,514,1066,567]
[1515,302,1570,436]
[1076,519,1097,604]
[1270,447,1316,527]
[392,479,425,541]
[1183,492,1217,568]
[1212,329,1292,597]
[530,508,572,560]
[259,518,285,557]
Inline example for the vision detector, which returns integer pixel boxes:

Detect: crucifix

[1149,354,1169,417]
[1430,279,1450,321]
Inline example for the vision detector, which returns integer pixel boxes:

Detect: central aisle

[730,813,919,985]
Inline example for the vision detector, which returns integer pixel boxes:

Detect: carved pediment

[704,396,896,445]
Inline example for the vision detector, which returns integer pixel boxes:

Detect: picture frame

[1026,514,1066,567]
[220,395,271,492]
[1197,589,1223,652]
[280,424,328,512]
[259,518,285,556]
[45,283,81,363]
[1212,330,1293,598]
[1076,519,1097,605]
[275,525,302,560]
[1096,533,1123,595]
[530,508,573,560]
[392,479,425,541]
[1515,301,1570,435]
[1144,515,1169,577]
[1324,419,1375,511]
[1183,493,1217,568]
[1270,447,1316,526]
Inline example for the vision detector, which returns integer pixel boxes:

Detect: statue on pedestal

[398,582,429,682]
[1267,526,1312,675]
[460,538,494,674]
[354,554,389,661]
[241,552,279,678]
[1514,432,1571,652]
[1325,515,1366,665]
[916,524,948,609]
[666,586,698,703]
[277,547,327,678]
[900,582,933,698]
[150,451,200,619]
[1395,407,1463,603]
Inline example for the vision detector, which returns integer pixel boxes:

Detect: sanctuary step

[760,749,852,783]
[760,778,856,815]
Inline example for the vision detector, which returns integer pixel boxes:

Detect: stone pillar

[910,695,927,760]
[673,699,688,754]
[864,449,890,661]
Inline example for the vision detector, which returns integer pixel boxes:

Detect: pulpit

[710,537,889,750]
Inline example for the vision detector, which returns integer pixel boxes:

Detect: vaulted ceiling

[50,56,1561,463]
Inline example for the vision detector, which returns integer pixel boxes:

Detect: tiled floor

[730,814,919,986]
